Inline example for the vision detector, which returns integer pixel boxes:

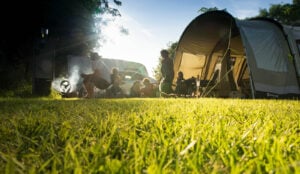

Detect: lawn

[0,98,299,173]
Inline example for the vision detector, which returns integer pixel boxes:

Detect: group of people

[130,78,157,97]
[82,66,157,98]
[175,71,199,97]
[80,49,177,98]
[160,49,200,97]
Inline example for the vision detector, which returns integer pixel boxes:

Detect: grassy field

[0,98,299,173]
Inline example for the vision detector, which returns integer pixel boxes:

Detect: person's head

[178,71,183,78]
[142,78,151,86]
[90,52,101,61]
[111,67,119,75]
[160,49,169,59]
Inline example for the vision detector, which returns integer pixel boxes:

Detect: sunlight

[96,14,162,77]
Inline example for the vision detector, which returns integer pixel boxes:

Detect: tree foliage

[258,1,300,25]
[0,0,121,95]
[198,7,221,14]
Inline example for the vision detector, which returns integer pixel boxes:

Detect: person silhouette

[141,78,155,97]
[159,49,174,94]
[130,80,141,97]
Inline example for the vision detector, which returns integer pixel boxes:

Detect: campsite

[0,0,300,173]
[46,10,300,99]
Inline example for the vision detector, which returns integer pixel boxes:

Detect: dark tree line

[258,0,300,25]
[0,0,121,96]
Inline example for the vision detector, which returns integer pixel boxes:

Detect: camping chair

[200,69,219,97]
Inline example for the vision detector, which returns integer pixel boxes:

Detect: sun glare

[96,14,161,77]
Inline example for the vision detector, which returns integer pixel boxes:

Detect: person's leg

[159,80,173,94]
[84,82,94,98]
[82,76,94,98]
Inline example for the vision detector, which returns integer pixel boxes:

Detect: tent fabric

[174,11,237,82]
[176,53,206,78]
[237,20,300,94]
[284,26,300,76]
[238,21,289,72]
[174,10,300,98]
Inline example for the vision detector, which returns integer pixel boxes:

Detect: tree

[0,0,122,96]
[257,1,300,25]
[198,7,220,14]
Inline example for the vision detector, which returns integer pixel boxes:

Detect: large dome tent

[173,10,300,98]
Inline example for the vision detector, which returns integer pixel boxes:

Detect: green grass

[0,98,299,173]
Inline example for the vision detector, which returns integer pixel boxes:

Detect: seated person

[110,67,119,84]
[175,71,187,96]
[185,76,197,96]
[141,78,156,97]
[106,68,123,97]
[130,80,141,97]
[81,68,110,98]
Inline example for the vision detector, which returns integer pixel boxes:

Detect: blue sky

[97,0,292,77]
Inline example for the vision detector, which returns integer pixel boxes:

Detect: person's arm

[161,61,166,78]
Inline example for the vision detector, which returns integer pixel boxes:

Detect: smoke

[68,65,80,92]
[51,65,83,94]
[51,55,113,95]
[51,78,63,93]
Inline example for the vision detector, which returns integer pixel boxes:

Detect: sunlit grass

[0,98,299,173]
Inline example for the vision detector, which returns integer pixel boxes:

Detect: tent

[174,10,300,98]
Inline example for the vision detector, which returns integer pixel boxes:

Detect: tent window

[181,53,206,68]
[241,27,288,72]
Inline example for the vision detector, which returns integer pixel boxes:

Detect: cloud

[228,0,260,19]
[235,9,258,19]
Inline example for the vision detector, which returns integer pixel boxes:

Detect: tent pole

[248,70,255,99]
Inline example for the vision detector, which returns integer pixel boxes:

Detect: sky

[96,0,292,77]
